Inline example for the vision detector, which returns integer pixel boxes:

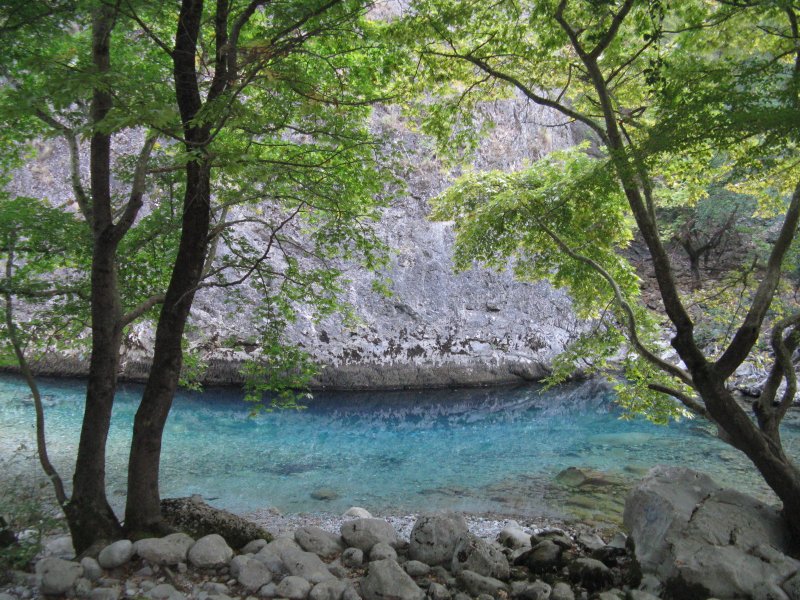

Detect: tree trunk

[64,5,125,554]
[124,0,211,535]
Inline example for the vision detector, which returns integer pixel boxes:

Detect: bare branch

[112,135,157,241]
[716,179,800,378]
[121,292,165,327]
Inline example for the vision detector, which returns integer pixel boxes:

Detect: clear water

[1,374,798,520]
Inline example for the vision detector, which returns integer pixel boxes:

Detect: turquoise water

[1,374,798,518]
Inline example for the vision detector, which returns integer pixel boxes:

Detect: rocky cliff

[12,99,584,389]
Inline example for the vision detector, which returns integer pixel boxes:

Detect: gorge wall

[13,100,585,389]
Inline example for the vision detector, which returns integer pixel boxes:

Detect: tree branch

[121,292,165,327]
[716,178,800,378]
[111,135,157,241]
[648,382,710,419]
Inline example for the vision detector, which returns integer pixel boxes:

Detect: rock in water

[361,559,425,600]
[161,496,271,549]
[624,466,800,600]
[451,536,509,581]
[408,513,469,567]
[340,518,398,552]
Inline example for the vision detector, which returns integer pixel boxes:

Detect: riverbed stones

[135,533,195,566]
[455,570,508,598]
[568,558,613,592]
[36,557,83,595]
[515,540,562,573]
[404,561,431,578]
[230,555,272,591]
[427,582,450,600]
[280,546,335,583]
[276,576,312,600]
[341,548,363,568]
[188,534,234,568]
[80,557,103,582]
[497,526,530,550]
[340,518,398,552]
[624,466,799,600]
[295,527,345,559]
[308,579,348,600]
[361,559,424,600]
[408,513,469,567]
[369,542,397,562]
[550,582,575,600]
[451,536,509,580]
[98,540,135,569]
[342,507,372,519]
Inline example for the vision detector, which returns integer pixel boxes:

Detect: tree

[1,0,391,551]
[402,0,800,540]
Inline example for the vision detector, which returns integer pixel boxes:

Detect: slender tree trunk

[124,0,211,535]
[64,5,125,554]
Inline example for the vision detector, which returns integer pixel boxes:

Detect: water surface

[1,374,797,520]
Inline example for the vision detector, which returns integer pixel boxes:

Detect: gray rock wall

[11,98,584,389]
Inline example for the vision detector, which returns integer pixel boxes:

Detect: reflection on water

[0,374,796,520]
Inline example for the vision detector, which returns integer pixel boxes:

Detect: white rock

[135,533,195,566]
[342,507,373,519]
[276,576,312,600]
[497,526,530,550]
[258,582,278,598]
[43,535,75,559]
[99,540,135,569]
[36,557,83,595]
[404,561,431,578]
[280,546,335,584]
[188,534,234,569]
[341,519,398,552]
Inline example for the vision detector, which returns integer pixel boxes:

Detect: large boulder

[360,559,425,600]
[135,533,195,566]
[98,540,135,569]
[187,534,234,568]
[451,536,509,580]
[280,546,336,584]
[36,558,83,596]
[624,466,800,600]
[160,496,272,549]
[295,526,345,559]
[408,513,469,567]
[341,518,398,552]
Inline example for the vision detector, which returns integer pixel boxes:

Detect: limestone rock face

[408,513,469,567]
[18,103,581,390]
[360,559,425,600]
[135,533,195,566]
[36,557,83,596]
[340,518,398,552]
[624,466,800,600]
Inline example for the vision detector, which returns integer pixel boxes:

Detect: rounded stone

[98,540,135,569]
[276,576,312,600]
[188,534,234,569]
